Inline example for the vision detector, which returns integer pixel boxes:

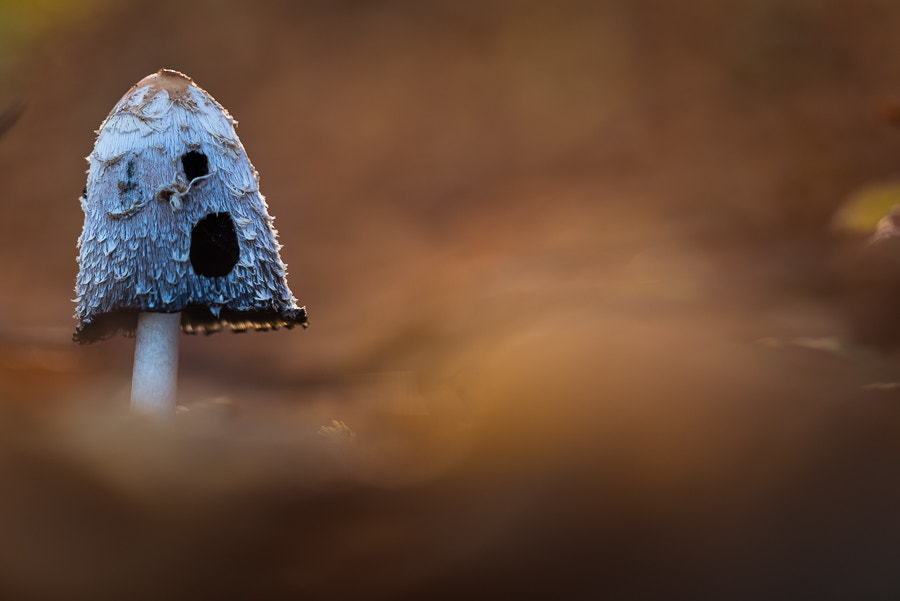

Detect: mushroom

[74,69,307,416]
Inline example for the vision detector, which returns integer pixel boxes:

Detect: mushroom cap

[74,69,307,343]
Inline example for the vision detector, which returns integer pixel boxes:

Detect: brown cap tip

[134,69,194,96]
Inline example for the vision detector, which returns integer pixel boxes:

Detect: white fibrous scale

[74,69,307,343]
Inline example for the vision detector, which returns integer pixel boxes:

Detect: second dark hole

[190,212,240,278]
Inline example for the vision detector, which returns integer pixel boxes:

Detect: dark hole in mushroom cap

[181,150,208,182]
[190,212,240,278]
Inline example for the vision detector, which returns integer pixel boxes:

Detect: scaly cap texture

[74,69,307,343]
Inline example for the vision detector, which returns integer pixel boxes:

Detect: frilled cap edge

[73,305,308,344]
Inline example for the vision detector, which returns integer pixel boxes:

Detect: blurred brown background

[3,0,900,599]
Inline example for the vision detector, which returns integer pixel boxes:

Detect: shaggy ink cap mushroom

[74,69,307,343]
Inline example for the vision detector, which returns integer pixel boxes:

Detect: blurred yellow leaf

[832,181,900,234]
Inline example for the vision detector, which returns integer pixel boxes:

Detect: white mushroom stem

[131,311,181,417]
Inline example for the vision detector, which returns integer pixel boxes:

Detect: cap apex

[134,69,194,96]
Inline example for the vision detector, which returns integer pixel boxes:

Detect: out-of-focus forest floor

[3,0,900,599]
